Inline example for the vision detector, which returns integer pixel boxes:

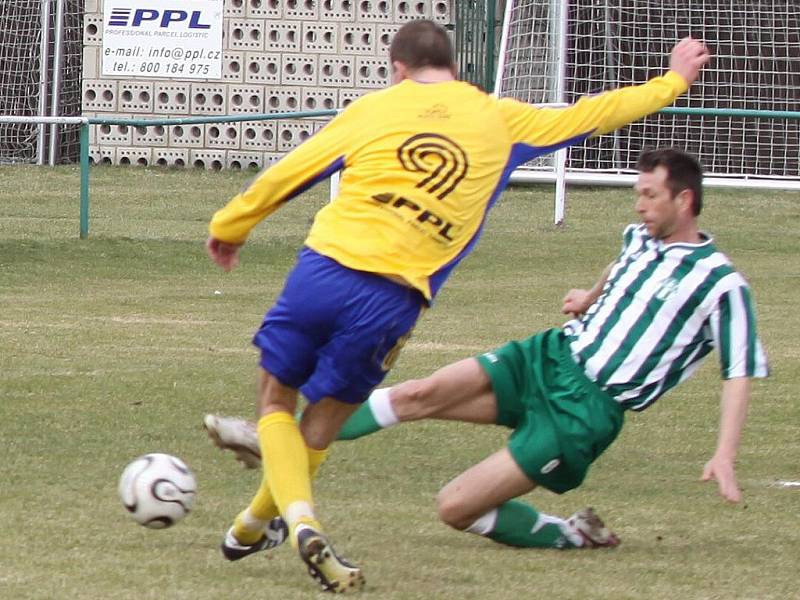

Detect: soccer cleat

[296,524,365,594]
[203,414,261,469]
[221,517,289,561]
[567,507,620,548]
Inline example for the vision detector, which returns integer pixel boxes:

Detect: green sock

[336,402,381,440]
[337,388,394,440]
[475,501,579,549]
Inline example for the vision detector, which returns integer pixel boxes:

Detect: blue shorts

[254,247,425,404]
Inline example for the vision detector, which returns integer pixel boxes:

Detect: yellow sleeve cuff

[662,70,690,95]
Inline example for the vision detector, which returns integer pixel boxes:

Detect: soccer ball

[118,453,197,529]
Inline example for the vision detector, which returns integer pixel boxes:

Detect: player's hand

[206,237,242,272]
[561,288,592,317]
[669,37,711,85]
[701,454,742,503]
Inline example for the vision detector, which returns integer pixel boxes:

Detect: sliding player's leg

[437,448,618,549]
[204,349,495,458]
[205,356,496,455]
[338,357,497,439]
[434,330,621,549]
[437,448,574,548]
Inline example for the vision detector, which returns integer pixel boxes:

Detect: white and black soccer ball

[118,453,197,529]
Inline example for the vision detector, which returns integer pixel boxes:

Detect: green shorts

[476,328,624,494]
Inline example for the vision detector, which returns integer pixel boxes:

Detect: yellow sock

[233,465,281,544]
[231,415,287,544]
[283,446,329,543]
[307,445,328,479]
[233,506,275,545]
[257,412,321,541]
[232,419,331,545]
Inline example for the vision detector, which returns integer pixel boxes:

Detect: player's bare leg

[206,358,495,454]
[337,358,497,440]
[390,357,497,423]
[436,448,537,529]
[437,448,619,549]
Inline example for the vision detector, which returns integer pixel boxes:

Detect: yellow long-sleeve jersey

[209,71,688,300]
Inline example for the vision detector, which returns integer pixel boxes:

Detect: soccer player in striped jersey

[335,147,769,548]
[205,20,711,587]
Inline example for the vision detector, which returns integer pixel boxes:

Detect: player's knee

[435,489,473,530]
[393,378,437,421]
[300,426,329,450]
[299,399,349,449]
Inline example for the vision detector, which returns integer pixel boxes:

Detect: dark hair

[389,19,455,71]
[636,148,704,215]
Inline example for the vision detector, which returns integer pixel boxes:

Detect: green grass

[1,165,799,599]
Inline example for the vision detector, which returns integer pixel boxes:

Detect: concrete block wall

[83,0,454,169]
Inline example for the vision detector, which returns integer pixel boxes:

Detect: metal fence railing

[454,0,499,92]
[3,105,799,238]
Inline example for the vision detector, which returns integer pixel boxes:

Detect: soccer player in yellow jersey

[205,19,710,593]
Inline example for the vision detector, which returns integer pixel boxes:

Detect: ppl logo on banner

[108,8,211,29]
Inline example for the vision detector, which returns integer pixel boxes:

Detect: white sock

[369,387,399,428]
[285,501,315,532]
[239,507,267,532]
[542,514,584,547]
[465,509,498,536]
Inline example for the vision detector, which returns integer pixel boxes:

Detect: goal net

[496,0,800,186]
[0,1,84,164]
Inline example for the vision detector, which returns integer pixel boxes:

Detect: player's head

[634,148,704,241]
[389,19,456,83]
[636,148,703,215]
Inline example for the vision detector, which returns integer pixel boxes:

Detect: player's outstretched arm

[701,377,751,503]
[498,38,711,149]
[668,37,711,86]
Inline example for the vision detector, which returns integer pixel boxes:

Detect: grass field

[1,164,799,599]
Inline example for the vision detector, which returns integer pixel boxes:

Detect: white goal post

[496,0,570,224]
[496,0,800,221]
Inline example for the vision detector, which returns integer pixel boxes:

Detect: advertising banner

[102,0,223,79]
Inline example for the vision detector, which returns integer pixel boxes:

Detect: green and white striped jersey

[564,224,768,411]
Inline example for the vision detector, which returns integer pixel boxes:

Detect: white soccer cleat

[567,507,620,548]
[203,414,261,469]
[296,524,365,594]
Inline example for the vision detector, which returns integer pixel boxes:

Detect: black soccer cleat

[221,517,288,561]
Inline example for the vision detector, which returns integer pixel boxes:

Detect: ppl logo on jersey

[108,8,211,29]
